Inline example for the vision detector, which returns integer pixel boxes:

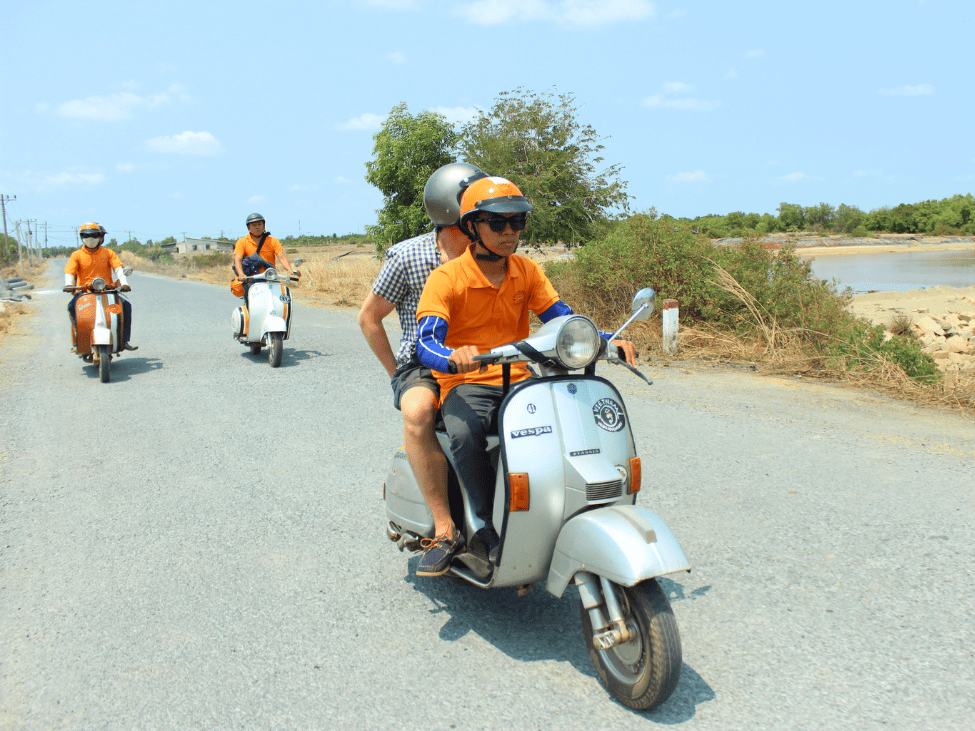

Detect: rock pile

[902,298,975,373]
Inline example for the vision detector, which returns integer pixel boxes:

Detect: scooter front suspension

[575,571,636,650]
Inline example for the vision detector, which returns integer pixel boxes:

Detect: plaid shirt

[372,231,440,367]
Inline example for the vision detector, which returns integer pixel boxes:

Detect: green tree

[458,88,630,244]
[777,202,806,232]
[365,102,459,251]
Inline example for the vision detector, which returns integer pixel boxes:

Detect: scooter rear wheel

[97,344,111,383]
[580,578,682,710]
[268,332,283,367]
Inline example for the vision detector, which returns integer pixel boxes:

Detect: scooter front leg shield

[546,505,691,598]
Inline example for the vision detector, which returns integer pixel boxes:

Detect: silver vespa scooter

[384,288,691,710]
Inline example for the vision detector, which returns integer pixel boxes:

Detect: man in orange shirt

[233,213,300,300]
[64,222,137,350]
[414,177,636,575]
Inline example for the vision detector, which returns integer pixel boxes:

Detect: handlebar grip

[447,360,458,375]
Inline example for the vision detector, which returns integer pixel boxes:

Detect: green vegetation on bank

[547,214,941,385]
[678,194,975,239]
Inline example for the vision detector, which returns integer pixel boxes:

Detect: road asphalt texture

[1,263,973,730]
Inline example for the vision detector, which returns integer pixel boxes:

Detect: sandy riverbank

[790,239,975,326]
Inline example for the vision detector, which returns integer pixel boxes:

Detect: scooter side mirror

[631,288,656,320]
[293,258,304,268]
[123,267,134,276]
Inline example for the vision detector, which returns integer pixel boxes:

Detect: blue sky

[2,0,972,248]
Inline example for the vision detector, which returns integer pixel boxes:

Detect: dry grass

[117,249,382,308]
[616,264,975,415]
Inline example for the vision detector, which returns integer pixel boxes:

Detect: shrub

[851,227,870,238]
[186,252,233,269]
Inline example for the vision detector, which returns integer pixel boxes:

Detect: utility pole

[14,221,24,277]
[26,220,37,268]
[0,194,14,263]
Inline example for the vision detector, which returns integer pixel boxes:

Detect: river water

[807,249,975,293]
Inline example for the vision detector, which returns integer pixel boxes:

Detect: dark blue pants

[68,294,133,344]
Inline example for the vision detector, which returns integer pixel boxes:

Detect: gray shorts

[390,353,440,411]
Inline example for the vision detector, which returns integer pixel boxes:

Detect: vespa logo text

[593,398,625,432]
[510,426,553,439]
[570,448,601,456]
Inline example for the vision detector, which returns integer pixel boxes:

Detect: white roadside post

[662,299,679,353]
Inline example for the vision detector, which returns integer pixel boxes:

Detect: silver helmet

[423,163,488,227]
[245,212,265,225]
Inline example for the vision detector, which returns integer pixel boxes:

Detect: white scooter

[231,258,302,367]
[384,288,691,710]
[64,268,134,383]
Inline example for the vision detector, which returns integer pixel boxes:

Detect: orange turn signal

[628,457,642,494]
[509,473,530,512]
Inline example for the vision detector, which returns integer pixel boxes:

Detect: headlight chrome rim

[554,316,601,370]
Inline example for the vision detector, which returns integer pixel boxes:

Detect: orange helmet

[459,176,532,224]
[79,222,105,246]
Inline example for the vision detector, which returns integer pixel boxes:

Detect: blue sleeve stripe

[538,300,573,323]
[416,316,453,372]
[539,300,612,340]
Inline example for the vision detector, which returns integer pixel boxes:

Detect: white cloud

[643,95,719,111]
[57,91,170,122]
[745,49,765,58]
[457,0,655,26]
[433,105,481,125]
[171,192,182,199]
[24,170,106,189]
[340,113,385,130]
[561,0,656,26]
[121,80,140,90]
[388,52,407,64]
[248,195,264,203]
[117,162,135,173]
[879,83,935,96]
[662,81,692,93]
[724,68,739,80]
[668,170,708,183]
[335,176,351,183]
[782,172,806,181]
[145,130,224,155]
[666,8,686,19]
[365,0,418,8]
[289,184,311,191]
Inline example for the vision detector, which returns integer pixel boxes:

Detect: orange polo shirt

[65,246,124,288]
[416,246,561,401]
[234,234,284,272]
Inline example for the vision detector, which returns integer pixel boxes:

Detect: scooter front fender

[92,326,112,345]
[546,505,690,598]
[262,315,287,334]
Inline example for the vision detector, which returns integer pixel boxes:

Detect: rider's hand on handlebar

[612,339,637,365]
[120,285,131,292]
[449,345,486,374]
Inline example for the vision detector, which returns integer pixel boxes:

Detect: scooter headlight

[90,277,107,293]
[554,316,601,370]
[264,268,278,282]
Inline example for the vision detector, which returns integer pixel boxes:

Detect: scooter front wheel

[580,578,681,710]
[268,332,283,367]
[97,344,111,383]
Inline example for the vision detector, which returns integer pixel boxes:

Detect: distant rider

[64,222,137,351]
[233,213,300,300]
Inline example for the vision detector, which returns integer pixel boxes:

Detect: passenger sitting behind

[415,176,636,572]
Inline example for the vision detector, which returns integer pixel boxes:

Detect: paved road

[2,264,973,730]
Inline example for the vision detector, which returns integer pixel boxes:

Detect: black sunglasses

[475,214,528,233]
[80,232,102,239]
